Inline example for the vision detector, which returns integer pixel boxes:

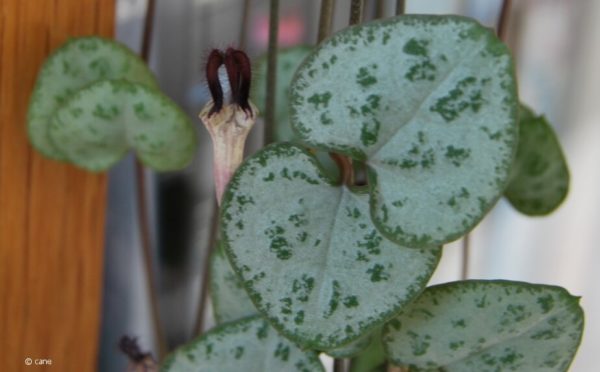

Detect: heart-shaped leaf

[161,315,325,372]
[28,36,158,159]
[290,15,518,247]
[504,105,569,215]
[221,143,440,349]
[251,46,312,142]
[48,80,196,171]
[211,242,258,324]
[382,280,584,371]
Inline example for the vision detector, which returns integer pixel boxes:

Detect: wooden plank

[0,1,114,371]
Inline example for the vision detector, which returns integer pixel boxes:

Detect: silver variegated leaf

[28,36,157,159]
[48,80,196,171]
[290,15,518,247]
[221,143,440,349]
[382,280,584,371]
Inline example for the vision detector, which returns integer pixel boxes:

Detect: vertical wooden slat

[0,1,114,371]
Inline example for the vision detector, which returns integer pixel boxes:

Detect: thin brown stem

[137,0,167,360]
[140,0,156,61]
[264,0,279,144]
[330,153,354,186]
[349,0,364,25]
[396,0,405,16]
[375,0,385,19]
[317,0,335,43]
[134,160,167,359]
[329,0,364,191]
[239,0,251,49]
[461,234,470,280]
[333,358,346,372]
[194,200,220,335]
[496,0,512,41]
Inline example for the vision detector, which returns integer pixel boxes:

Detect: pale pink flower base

[199,100,258,205]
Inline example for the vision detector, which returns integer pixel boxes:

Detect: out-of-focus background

[12,0,596,370]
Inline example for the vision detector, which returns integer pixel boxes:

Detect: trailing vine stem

[460,233,470,280]
[134,162,167,359]
[333,358,346,372]
[239,0,251,50]
[140,0,156,63]
[331,153,355,187]
[264,0,280,144]
[137,0,167,360]
[497,0,512,42]
[375,0,385,19]
[318,0,335,43]
[349,0,364,25]
[396,0,405,16]
[194,199,220,335]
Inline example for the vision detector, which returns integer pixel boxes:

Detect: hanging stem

[460,234,470,280]
[134,162,167,359]
[497,0,512,42]
[140,0,156,62]
[264,0,280,144]
[333,358,346,372]
[239,0,251,50]
[318,0,335,43]
[375,0,385,19]
[349,0,364,25]
[331,153,354,186]
[396,0,405,16]
[194,200,220,335]
[136,0,167,360]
